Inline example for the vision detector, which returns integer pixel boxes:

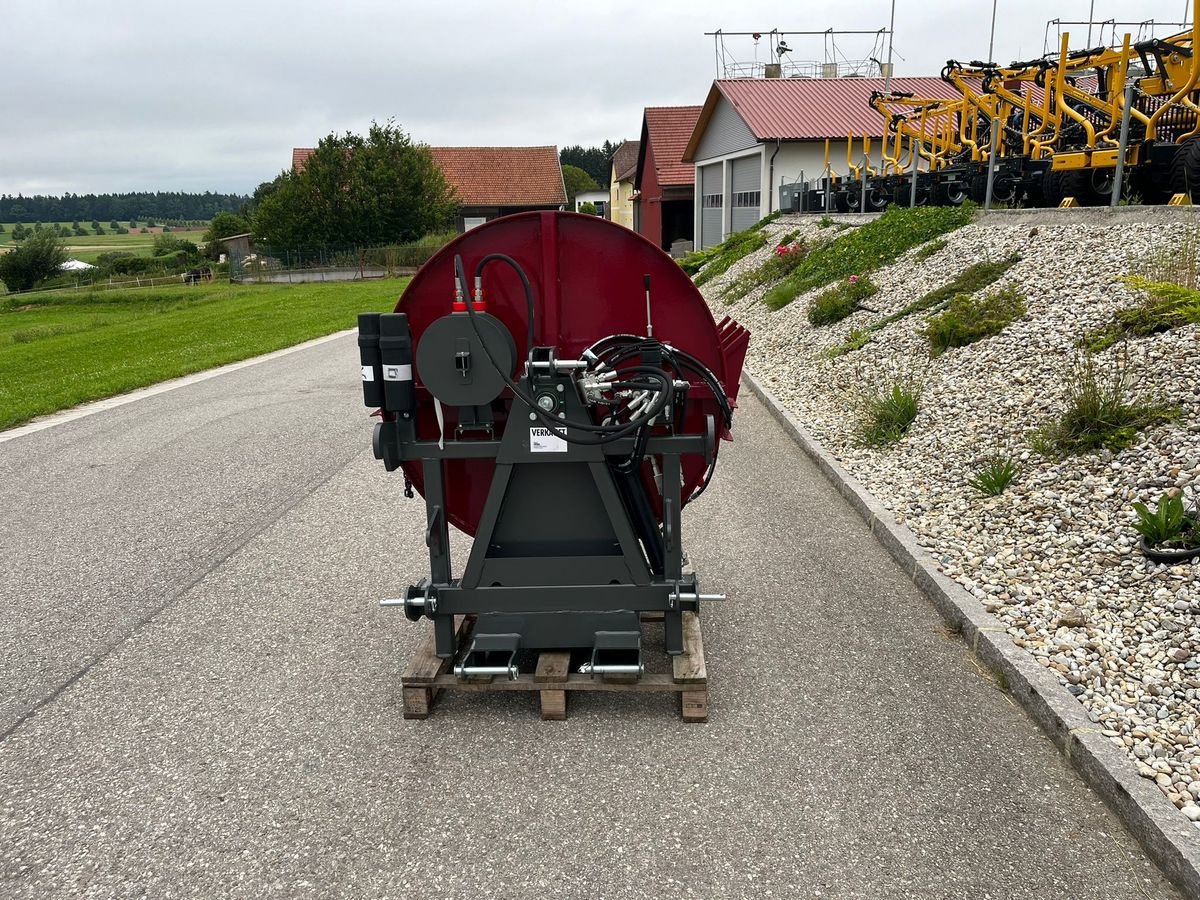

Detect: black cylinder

[378,313,415,416]
[358,313,385,409]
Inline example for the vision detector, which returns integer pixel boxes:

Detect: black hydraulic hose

[473,252,535,353]
[452,254,673,445]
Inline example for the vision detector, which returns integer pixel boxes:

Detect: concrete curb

[742,369,1200,897]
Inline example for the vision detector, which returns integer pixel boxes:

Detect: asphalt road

[0,334,1179,899]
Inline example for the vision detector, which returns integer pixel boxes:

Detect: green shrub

[817,215,835,229]
[763,204,975,310]
[1132,491,1197,547]
[925,285,1026,355]
[1081,277,1200,352]
[968,454,1019,496]
[1030,351,1177,456]
[854,379,921,447]
[808,274,879,326]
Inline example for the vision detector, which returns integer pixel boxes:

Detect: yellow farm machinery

[809,2,1200,211]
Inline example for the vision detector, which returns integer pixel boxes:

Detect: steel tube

[984,117,1000,210]
[1111,81,1136,208]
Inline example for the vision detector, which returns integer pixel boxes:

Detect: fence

[229,239,450,284]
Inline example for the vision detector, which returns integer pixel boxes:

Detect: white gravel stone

[700,212,1200,816]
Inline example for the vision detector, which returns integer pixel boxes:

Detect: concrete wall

[609,175,635,230]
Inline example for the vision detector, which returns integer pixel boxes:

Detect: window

[702,194,723,209]
[732,191,761,208]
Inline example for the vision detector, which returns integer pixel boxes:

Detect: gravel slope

[702,209,1200,821]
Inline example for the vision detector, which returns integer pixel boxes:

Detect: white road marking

[0,328,355,445]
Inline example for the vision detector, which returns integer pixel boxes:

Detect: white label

[530,426,568,453]
[382,364,413,382]
[361,365,375,382]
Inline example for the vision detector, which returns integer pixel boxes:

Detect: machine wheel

[1041,169,1067,206]
[865,188,890,212]
[844,186,863,213]
[933,181,969,206]
[833,191,851,213]
[969,171,1019,205]
[1061,169,1114,206]
[1167,137,1200,203]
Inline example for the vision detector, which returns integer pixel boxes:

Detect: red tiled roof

[683,77,964,160]
[641,106,702,188]
[611,140,640,182]
[289,145,566,207]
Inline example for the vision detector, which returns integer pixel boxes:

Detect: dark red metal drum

[395,211,748,536]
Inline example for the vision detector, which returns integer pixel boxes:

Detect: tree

[579,201,598,215]
[0,223,5,234]
[201,211,251,260]
[560,142,619,187]
[562,164,600,205]
[0,229,66,291]
[252,120,456,249]
[11,223,30,241]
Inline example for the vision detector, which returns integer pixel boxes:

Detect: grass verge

[679,211,780,285]
[0,279,407,430]
[808,275,879,326]
[763,204,975,311]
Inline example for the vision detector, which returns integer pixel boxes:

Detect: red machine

[361,211,748,677]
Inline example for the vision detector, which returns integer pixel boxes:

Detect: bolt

[529,412,536,421]
[556,383,564,392]
[536,394,557,412]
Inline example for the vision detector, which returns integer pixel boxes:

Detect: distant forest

[0,191,249,223]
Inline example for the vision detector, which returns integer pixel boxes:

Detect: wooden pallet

[400,611,708,722]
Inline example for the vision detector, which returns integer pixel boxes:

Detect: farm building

[682,76,959,248]
[290,145,567,232]
[633,106,702,255]
[608,139,639,230]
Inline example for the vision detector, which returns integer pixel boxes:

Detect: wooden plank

[539,689,568,720]
[402,686,432,720]
[672,611,707,685]
[534,651,571,683]
[417,672,690,693]
[402,616,471,685]
[681,689,708,723]
[639,611,665,623]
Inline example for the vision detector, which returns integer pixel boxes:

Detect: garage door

[699,163,723,250]
[730,154,761,233]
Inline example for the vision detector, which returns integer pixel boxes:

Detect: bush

[763,204,975,310]
[1030,351,1177,456]
[807,274,878,326]
[0,229,67,291]
[925,285,1026,355]
[11,223,31,241]
[578,202,598,215]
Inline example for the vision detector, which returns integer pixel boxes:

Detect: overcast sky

[2,0,1192,196]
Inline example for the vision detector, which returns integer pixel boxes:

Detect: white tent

[60,259,97,271]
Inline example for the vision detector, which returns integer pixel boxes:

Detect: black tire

[844,185,863,213]
[1167,137,1200,203]
[969,171,1020,205]
[1041,168,1067,206]
[1061,169,1114,206]
[933,181,969,206]
[865,188,890,212]
[834,191,851,213]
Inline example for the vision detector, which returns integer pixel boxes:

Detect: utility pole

[884,0,897,90]
[1087,0,1095,46]
[988,0,998,63]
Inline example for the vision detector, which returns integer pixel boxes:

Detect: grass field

[0,224,208,263]
[0,278,408,430]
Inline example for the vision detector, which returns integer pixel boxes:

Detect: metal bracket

[453,632,521,680]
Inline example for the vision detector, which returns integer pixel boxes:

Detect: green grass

[1081,277,1200,352]
[679,211,781,284]
[825,253,1021,357]
[721,235,810,303]
[0,224,205,265]
[913,238,947,262]
[925,285,1027,356]
[1029,351,1177,457]
[968,454,1020,496]
[854,380,921,447]
[807,275,879,326]
[762,205,975,311]
[0,279,407,429]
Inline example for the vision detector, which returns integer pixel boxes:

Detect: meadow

[0,223,208,263]
[0,278,407,429]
